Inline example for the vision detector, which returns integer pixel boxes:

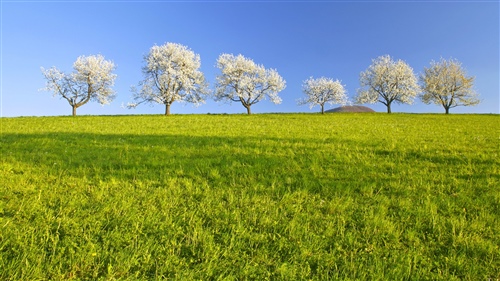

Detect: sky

[1,0,499,116]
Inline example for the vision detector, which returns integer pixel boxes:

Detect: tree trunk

[246,106,251,115]
[321,104,325,114]
[72,105,77,116]
[386,103,392,114]
[445,107,450,114]
[165,103,171,116]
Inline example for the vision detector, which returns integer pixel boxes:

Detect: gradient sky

[1,0,499,116]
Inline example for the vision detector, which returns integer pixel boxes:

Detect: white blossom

[214,54,286,114]
[419,58,479,114]
[298,77,348,114]
[41,54,116,116]
[356,55,419,113]
[129,42,208,115]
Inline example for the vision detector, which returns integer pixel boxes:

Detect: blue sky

[1,0,499,116]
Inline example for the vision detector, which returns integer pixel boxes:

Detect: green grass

[1,113,499,280]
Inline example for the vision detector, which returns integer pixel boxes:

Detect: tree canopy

[128,42,208,115]
[356,55,419,113]
[214,54,286,114]
[419,58,479,114]
[298,77,348,114]
[41,55,117,116]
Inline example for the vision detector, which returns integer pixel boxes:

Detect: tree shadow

[3,131,497,196]
[2,132,353,196]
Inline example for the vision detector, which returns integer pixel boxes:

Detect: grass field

[1,113,499,280]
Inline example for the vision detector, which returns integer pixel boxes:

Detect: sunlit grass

[1,113,499,280]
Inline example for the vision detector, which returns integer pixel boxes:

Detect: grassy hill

[1,113,499,280]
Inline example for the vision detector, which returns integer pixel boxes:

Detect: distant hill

[325,105,375,113]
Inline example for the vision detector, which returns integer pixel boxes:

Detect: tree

[41,55,116,116]
[356,55,419,113]
[298,77,348,114]
[214,54,286,114]
[128,42,208,115]
[419,58,479,114]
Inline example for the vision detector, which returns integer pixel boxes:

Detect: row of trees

[41,43,480,116]
[356,55,479,114]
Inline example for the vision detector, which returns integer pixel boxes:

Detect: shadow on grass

[2,131,498,194]
[2,132,356,196]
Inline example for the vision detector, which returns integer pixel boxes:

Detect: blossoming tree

[298,77,348,114]
[419,58,480,114]
[214,54,286,114]
[41,55,117,116]
[356,55,419,113]
[129,42,208,115]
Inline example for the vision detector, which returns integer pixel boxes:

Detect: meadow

[1,113,499,280]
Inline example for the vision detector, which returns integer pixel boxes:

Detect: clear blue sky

[1,0,499,116]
